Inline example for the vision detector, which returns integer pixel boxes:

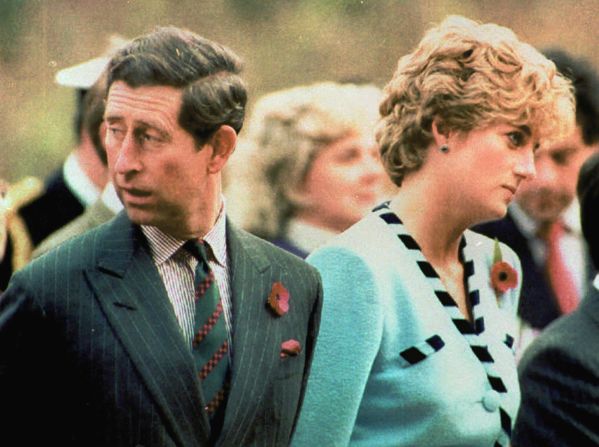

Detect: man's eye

[551,152,569,165]
[108,127,124,135]
[138,133,160,144]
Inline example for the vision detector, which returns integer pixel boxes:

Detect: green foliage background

[1,0,598,181]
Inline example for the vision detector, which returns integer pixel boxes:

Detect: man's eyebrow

[104,114,123,123]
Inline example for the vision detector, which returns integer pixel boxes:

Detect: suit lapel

[582,286,599,328]
[217,222,278,446]
[84,212,210,445]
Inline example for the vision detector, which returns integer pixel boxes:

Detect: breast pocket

[397,334,446,368]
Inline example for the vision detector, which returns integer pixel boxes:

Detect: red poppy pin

[280,339,301,358]
[267,282,290,316]
[490,238,518,296]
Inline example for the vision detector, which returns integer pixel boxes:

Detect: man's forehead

[535,128,585,155]
[105,81,183,117]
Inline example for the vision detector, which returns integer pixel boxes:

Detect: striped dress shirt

[141,206,233,355]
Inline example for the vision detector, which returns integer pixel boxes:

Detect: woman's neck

[389,176,467,267]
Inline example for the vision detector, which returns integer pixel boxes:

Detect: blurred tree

[0,0,27,63]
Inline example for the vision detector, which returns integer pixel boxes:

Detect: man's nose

[113,133,142,175]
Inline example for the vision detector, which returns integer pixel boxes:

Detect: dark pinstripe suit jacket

[0,211,322,446]
[513,286,599,446]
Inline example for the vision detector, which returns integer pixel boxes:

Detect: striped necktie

[185,239,229,417]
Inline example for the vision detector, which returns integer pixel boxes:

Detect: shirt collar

[100,182,124,214]
[286,217,337,254]
[142,197,228,267]
[62,151,101,207]
[509,199,582,237]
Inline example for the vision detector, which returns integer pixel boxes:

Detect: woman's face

[296,132,389,232]
[447,123,537,223]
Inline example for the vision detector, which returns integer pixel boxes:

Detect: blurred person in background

[226,81,393,259]
[292,15,574,447]
[0,35,128,288]
[32,71,124,257]
[474,49,599,354]
[0,179,7,265]
[19,34,128,247]
[0,176,43,290]
[512,151,599,446]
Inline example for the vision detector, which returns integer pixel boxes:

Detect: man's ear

[207,125,237,174]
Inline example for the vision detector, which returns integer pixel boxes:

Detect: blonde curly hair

[376,15,575,186]
[226,81,382,239]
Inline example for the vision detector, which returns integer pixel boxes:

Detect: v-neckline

[373,202,484,336]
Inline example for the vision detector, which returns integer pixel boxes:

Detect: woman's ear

[207,125,237,174]
[431,118,449,147]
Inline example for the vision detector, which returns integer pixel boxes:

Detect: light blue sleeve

[291,246,384,447]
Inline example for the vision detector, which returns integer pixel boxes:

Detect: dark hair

[82,73,108,165]
[106,26,247,147]
[73,89,87,143]
[577,152,599,269]
[544,48,599,145]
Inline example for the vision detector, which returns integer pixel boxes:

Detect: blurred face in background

[516,126,598,224]
[295,131,388,232]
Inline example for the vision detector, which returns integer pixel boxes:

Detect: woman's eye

[507,131,525,147]
[337,148,361,162]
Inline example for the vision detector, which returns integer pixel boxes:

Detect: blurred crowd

[2,15,599,446]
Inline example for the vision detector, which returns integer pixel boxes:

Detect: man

[474,49,599,348]
[0,27,322,446]
[32,72,123,258]
[512,152,599,446]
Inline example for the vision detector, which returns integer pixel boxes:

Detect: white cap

[54,35,130,89]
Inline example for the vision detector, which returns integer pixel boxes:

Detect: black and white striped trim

[399,334,445,367]
[375,203,512,446]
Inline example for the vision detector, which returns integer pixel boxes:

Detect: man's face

[104,81,217,238]
[516,126,597,223]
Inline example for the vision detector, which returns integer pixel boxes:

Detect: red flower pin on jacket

[490,238,518,297]
[280,339,301,358]
[267,282,290,316]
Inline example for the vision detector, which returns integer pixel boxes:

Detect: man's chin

[524,204,569,224]
[124,207,157,227]
[517,195,572,223]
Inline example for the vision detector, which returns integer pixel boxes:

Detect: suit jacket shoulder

[19,168,85,246]
[513,287,599,446]
[32,199,116,258]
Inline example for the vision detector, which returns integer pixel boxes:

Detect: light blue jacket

[292,211,521,447]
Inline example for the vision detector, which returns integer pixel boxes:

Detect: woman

[225,81,393,258]
[292,15,574,447]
